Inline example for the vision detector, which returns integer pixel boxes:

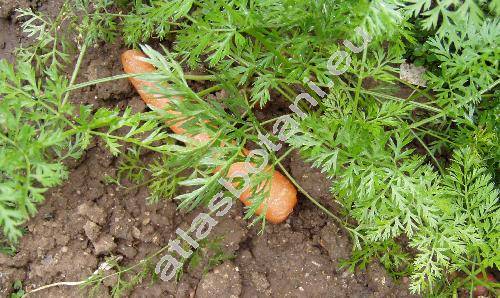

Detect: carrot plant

[113,0,498,295]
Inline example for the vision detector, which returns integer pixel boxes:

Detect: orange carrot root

[226,162,297,224]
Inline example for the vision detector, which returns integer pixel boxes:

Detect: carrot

[226,162,297,224]
[121,49,298,224]
[121,50,170,109]
[121,50,211,143]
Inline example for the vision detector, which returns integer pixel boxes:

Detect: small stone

[131,226,141,239]
[400,62,427,87]
[83,221,101,241]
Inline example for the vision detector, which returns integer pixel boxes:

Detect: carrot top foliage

[119,1,499,294]
[1,0,498,296]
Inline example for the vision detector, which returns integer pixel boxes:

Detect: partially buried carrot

[121,50,211,143]
[226,162,297,224]
[121,49,298,224]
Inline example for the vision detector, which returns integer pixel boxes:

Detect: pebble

[132,226,141,239]
[41,255,54,266]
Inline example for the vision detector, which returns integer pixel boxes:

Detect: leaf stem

[61,41,87,106]
[66,73,139,92]
[197,84,223,97]
[276,161,348,227]
[352,46,367,113]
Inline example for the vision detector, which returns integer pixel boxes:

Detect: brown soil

[0,1,418,297]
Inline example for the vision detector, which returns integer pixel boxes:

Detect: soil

[0,1,418,297]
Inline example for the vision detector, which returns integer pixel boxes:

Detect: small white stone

[400,61,427,87]
[311,261,321,267]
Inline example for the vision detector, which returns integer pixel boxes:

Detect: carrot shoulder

[121,50,171,108]
[121,49,298,224]
[121,50,211,142]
